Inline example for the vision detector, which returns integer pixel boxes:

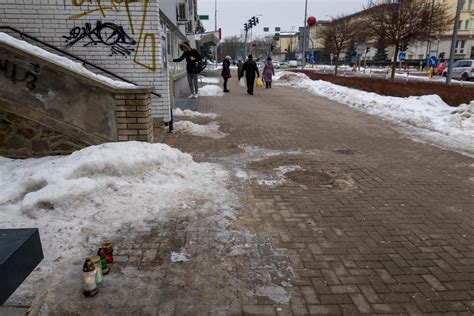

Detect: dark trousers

[223,77,229,91]
[265,81,272,89]
[246,76,255,95]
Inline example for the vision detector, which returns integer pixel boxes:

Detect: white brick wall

[0,0,171,120]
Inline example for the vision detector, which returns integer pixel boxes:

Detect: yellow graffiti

[68,0,157,72]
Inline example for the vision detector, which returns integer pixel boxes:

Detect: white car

[289,60,298,68]
[449,59,474,81]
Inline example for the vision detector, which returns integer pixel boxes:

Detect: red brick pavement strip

[166,73,474,315]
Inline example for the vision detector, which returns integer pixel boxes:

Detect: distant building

[274,32,300,62]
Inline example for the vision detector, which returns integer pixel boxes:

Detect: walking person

[172,42,202,99]
[263,57,275,89]
[222,56,231,93]
[237,60,244,80]
[241,54,260,95]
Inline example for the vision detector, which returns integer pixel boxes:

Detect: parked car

[436,62,448,76]
[448,59,474,81]
[273,61,281,69]
[288,60,298,68]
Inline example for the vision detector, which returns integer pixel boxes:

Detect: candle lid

[102,242,113,250]
[90,255,101,265]
[83,258,95,272]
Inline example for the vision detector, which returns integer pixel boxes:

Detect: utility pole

[446,0,464,85]
[302,0,308,69]
[425,0,435,71]
[214,0,218,67]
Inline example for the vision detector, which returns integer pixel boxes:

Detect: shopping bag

[256,77,264,88]
[239,77,246,88]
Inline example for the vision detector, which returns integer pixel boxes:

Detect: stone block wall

[0,0,171,121]
[0,111,87,158]
[115,93,154,142]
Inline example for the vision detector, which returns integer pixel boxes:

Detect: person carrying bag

[241,54,260,95]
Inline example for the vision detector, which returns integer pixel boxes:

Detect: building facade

[0,0,200,124]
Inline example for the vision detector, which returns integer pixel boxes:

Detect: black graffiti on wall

[63,21,136,57]
[0,59,40,90]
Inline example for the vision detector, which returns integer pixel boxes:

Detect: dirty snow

[173,121,228,139]
[0,32,136,89]
[199,76,220,84]
[170,248,191,262]
[0,142,237,303]
[173,108,219,119]
[276,71,474,155]
[199,84,225,97]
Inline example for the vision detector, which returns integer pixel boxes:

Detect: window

[178,2,187,21]
[455,40,466,54]
[465,20,470,30]
[464,0,472,10]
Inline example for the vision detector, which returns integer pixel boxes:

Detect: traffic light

[251,17,257,26]
[244,23,248,32]
[255,17,259,24]
[399,44,408,51]
[439,52,445,59]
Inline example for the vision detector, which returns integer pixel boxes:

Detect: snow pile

[173,108,219,119]
[174,121,228,139]
[0,142,236,301]
[276,71,474,154]
[199,77,220,84]
[0,32,136,89]
[199,84,225,97]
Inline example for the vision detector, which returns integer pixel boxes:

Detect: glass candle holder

[102,242,114,264]
[82,258,99,297]
[97,248,110,275]
[90,255,103,284]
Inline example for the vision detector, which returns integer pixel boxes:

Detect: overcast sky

[197,0,367,38]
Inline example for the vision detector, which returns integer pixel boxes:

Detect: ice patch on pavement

[199,84,225,97]
[276,71,474,156]
[274,165,302,177]
[255,285,290,305]
[0,142,237,304]
[171,248,191,262]
[173,108,219,119]
[174,121,228,139]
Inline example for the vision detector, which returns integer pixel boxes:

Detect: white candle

[83,272,97,291]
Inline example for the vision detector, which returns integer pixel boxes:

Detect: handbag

[256,77,264,88]
[239,77,246,88]
[193,60,207,74]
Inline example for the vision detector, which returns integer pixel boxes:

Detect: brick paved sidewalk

[165,73,474,315]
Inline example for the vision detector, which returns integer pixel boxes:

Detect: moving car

[448,59,474,81]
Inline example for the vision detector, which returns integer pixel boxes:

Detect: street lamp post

[446,0,465,85]
[302,0,308,69]
[214,0,218,67]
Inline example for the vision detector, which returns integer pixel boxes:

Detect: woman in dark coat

[221,56,231,92]
[241,54,260,95]
[172,42,202,99]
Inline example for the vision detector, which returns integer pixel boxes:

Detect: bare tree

[321,15,358,75]
[365,0,450,81]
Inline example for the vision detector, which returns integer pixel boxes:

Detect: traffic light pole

[446,0,464,85]
[301,0,308,70]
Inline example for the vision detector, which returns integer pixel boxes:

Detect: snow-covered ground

[0,32,135,89]
[174,108,219,119]
[199,84,225,97]
[173,121,228,139]
[0,142,237,303]
[275,71,474,156]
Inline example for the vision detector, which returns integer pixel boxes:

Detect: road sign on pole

[398,52,406,61]
[429,56,438,67]
[198,15,209,20]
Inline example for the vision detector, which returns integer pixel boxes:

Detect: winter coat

[173,49,202,74]
[221,59,231,79]
[241,60,260,78]
[237,61,244,78]
[263,61,275,82]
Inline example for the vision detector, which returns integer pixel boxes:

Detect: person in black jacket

[173,42,202,99]
[241,54,260,95]
[221,56,231,92]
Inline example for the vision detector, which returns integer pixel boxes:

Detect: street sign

[398,52,406,61]
[429,56,438,67]
[198,15,209,20]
